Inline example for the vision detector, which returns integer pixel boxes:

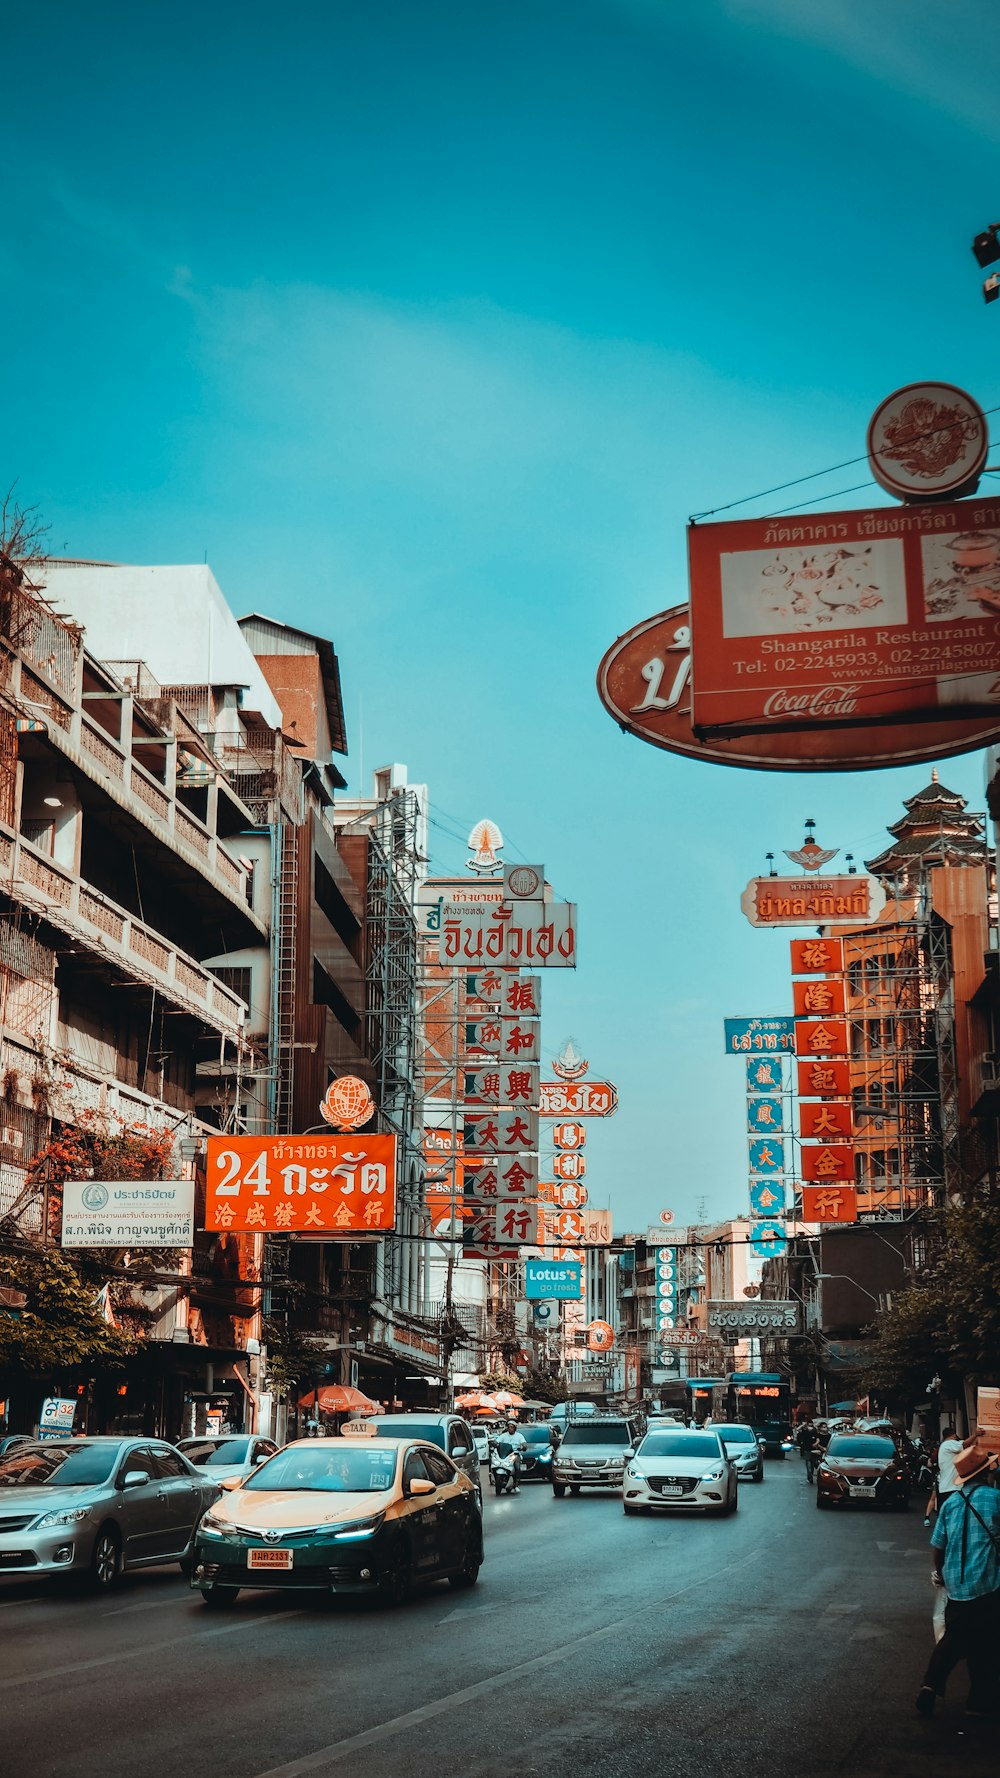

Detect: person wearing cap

[916,1442,1000,1718]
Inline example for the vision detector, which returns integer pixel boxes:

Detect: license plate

[659,1485,685,1496]
[248,1547,293,1569]
[849,1485,876,1498]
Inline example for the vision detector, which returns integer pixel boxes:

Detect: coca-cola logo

[762,685,860,720]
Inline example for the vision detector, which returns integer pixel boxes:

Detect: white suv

[551,1417,640,1495]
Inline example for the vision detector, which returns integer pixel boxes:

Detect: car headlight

[332,1513,385,1541]
[198,1513,239,1538]
[560,1456,578,1468]
[33,1506,91,1529]
[703,1467,725,1482]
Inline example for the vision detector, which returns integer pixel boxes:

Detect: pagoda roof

[866,834,987,874]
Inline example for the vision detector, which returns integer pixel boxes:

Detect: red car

[816,1432,910,1511]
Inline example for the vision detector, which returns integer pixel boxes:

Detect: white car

[472,1427,494,1464]
[622,1426,738,1516]
[177,1434,279,1486]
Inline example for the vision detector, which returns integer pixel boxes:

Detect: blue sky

[8,1,1000,1228]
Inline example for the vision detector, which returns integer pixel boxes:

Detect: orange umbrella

[298,1384,378,1415]
[491,1390,525,1408]
[455,1390,497,1410]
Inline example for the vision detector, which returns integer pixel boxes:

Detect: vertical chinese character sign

[791,938,858,1224]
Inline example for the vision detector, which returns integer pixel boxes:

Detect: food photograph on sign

[688,497,1000,736]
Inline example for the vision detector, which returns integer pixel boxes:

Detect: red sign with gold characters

[800,1100,853,1141]
[539,1080,617,1117]
[743,875,883,928]
[794,1020,850,1058]
[793,979,847,1018]
[797,1058,852,1098]
[687,494,1000,736]
[802,1184,859,1223]
[801,1144,855,1183]
[205,1135,397,1234]
[791,938,845,975]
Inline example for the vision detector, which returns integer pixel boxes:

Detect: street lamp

[814,1273,883,1308]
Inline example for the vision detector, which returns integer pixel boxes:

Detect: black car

[518,1423,555,1481]
[757,1419,794,1459]
[366,1413,482,1504]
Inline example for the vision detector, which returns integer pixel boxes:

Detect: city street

[1,1459,995,1778]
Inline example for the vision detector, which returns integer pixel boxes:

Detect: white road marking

[0,1609,303,1692]
[252,1549,764,1778]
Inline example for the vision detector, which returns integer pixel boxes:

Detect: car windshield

[638,1432,722,1459]
[563,1424,632,1445]
[827,1435,896,1460]
[179,1438,252,1465]
[369,1420,443,1447]
[715,1426,757,1444]
[0,1443,120,1487]
[245,1444,398,1493]
[522,1426,552,1444]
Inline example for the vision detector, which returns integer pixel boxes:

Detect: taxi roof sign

[340,1419,377,1437]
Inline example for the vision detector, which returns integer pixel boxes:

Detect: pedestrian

[916,1443,1000,1719]
[797,1419,820,1482]
[936,1425,964,1511]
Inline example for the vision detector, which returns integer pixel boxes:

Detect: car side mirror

[624,1446,635,1457]
[121,1470,149,1490]
[407,1477,436,1498]
[219,1475,243,1491]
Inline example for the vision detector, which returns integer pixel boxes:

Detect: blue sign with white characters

[724,1017,796,1055]
[749,1178,786,1217]
[525,1259,582,1300]
[749,1220,788,1257]
[748,1138,785,1174]
[747,1097,784,1134]
[746,1056,784,1094]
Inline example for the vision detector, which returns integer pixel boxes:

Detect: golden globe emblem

[320,1076,375,1132]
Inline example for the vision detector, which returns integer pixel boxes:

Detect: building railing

[7,827,247,1042]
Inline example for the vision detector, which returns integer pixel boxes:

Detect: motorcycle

[490,1438,520,1496]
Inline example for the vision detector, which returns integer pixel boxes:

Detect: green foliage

[263,1318,328,1396]
[861,1199,1000,1400]
[0,1246,134,1376]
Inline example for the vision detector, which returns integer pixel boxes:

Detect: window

[448,1425,472,1455]
[150,1447,187,1479]
[422,1449,456,1487]
[118,1448,156,1486]
[403,1449,431,1487]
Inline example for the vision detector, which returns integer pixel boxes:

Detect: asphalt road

[1,1457,996,1778]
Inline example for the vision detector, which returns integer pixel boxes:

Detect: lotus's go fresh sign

[524,1258,582,1299]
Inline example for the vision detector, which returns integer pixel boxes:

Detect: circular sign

[659,1209,675,1224]
[320,1075,375,1131]
[867,382,988,502]
[586,1320,615,1353]
[598,604,1000,773]
[507,865,543,898]
[657,1260,675,1279]
[658,1316,675,1331]
[82,1183,109,1210]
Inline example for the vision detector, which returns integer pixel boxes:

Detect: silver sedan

[177,1434,279,1487]
[0,1436,220,1591]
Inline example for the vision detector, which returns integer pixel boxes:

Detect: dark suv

[366,1413,482,1504]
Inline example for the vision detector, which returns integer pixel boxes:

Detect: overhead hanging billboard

[597,604,1000,772]
[687,496,1000,737]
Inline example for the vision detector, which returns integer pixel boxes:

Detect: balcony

[3,825,247,1043]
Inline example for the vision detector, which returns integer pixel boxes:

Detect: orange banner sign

[790,938,845,975]
[205,1135,397,1234]
[797,1059,852,1098]
[800,1100,853,1141]
[802,1184,859,1223]
[539,1080,618,1117]
[794,1020,850,1057]
[793,979,847,1018]
[552,1151,587,1181]
[801,1144,855,1183]
[552,1121,587,1150]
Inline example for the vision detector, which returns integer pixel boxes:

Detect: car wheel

[623,1503,643,1516]
[89,1525,121,1593]
[569,1485,581,1496]
[816,1493,830,1509]
[200,1585,240,1607]
[448,1536,482,1590]
[377,1538,411,1608]
[552,1484,566,1498]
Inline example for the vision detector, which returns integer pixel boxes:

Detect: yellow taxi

[191,1422,484,1608]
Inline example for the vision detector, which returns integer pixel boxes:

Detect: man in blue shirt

[916,1442,1000,1718]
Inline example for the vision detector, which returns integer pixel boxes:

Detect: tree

[860,1198,1000,1402]
[0,1246,134,1376]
